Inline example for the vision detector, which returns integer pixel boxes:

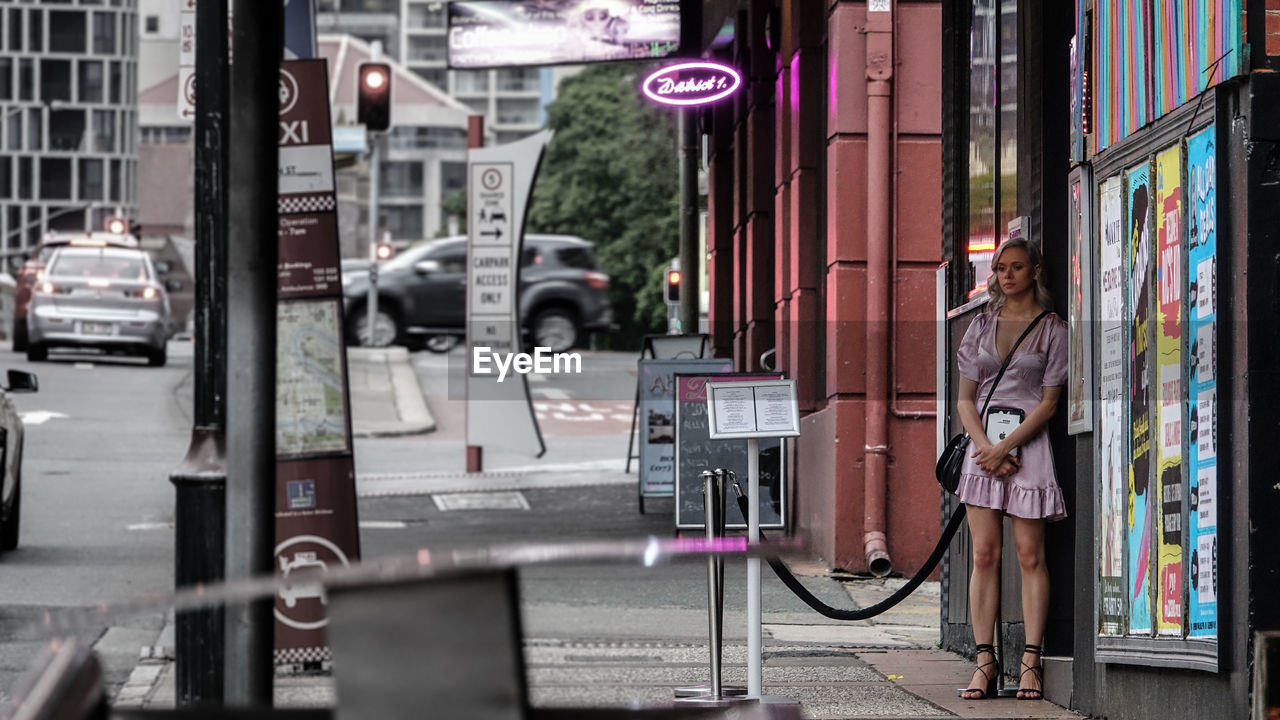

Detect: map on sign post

[276,298,348,456]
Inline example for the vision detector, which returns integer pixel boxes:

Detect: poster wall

[1153,145,1184,635]
[1186,126,1219,638]
[1098,175,1128,636]
[1125,160,1154,636]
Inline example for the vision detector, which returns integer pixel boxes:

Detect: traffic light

[375,240,395,261]
[105,216,128,235]
[664,268,681,304]
[357,61,392,132]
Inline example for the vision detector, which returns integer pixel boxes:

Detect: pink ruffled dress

[955,311,1069,521]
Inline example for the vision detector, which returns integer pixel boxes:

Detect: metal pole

[704,470,722,698]
[225,0,281,705]
[747,437,762,698]
[170,0,229,705]
[465,114,484,473]
[678,108,700,335]
[364,136,380,346]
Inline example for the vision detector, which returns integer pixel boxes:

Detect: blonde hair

[986,237,1053,314]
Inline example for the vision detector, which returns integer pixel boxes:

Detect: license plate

[81,322,113,336]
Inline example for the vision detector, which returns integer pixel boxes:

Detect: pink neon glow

[642,61,742,107]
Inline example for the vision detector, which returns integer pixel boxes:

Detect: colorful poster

[1126,160,1154,636]
[1186,125,1219,638]
[1153,145,1184,635]
[1067,170,1093,435]
[1098,176,1128,636]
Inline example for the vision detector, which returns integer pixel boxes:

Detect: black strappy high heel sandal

[961,643,1000,700]
[1017,643,1044,700]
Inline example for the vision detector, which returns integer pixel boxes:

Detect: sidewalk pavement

[109,346,1084,719]
[346,346,436,437]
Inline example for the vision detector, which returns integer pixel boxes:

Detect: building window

[496,98,540,126]
[108,60,121,104]
[0,156,9,199]
[92,109,114,153]
[79,60,104,103]
[383,205,424,240]
[41,59,72,102]
[388,126,467,150]
[380,161,424,198]
[410,66,447,88]
[93,12,116,54]
[0,58,11,101]
[27,7,42,53]
[16,157,30,199]
[453,70,489,94]
[8,8,21,53]
[408,3,447,28]
[79,158,103,200]
[40,157,72,200]
[49,11,85,53]
[144,15,158,35]
[18,58,33,101]
[407,35,447,62]
[50,108,85,151]
[496,68,539,93]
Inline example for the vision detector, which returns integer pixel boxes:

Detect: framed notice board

[674,372,786,531]
[637,358,734,497]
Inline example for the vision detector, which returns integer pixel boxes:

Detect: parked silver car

[26,246,171,366]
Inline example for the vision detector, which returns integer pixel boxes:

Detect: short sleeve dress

[955,310,1069,521]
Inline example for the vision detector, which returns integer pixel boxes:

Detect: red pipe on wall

[863,4,894,578]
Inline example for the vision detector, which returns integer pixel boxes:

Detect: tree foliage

[527,63,679,347]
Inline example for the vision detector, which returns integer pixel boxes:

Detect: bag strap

[978,309,1051,417]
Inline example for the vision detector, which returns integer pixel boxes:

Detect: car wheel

[147,344,168,367]
[349,306,401,347]
[423,335,460,354]
[26,343,47,362]
[1,440,21,551]
[530,308,578,353]
[12,318,28,353]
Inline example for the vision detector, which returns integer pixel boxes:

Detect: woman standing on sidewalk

[952,238,1068,701]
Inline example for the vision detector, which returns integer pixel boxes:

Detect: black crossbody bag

[936,310,1050,494]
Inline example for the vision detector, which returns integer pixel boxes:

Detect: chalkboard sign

[637,358,734,497]
[674,373,786,531]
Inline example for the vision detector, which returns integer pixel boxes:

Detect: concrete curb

[347,346,436,437]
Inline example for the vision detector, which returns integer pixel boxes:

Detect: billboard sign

[447,0,682,69]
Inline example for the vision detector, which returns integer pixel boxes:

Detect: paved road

[0,342,189,700]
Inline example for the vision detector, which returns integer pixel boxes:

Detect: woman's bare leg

[1011,516,1048,698]
[962,505,1004,699]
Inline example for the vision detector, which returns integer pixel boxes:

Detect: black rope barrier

[734,488,966,621]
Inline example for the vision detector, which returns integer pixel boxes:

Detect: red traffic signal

[105,217,128,235]
[375,241,395,261]
[357,61,392,132]
[664,269,681,304]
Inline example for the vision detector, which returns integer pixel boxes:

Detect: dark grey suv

[341,235,614,353]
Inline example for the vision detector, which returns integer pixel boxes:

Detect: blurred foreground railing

[2,537,804,720]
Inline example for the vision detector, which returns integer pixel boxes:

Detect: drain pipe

[862,1,895,578]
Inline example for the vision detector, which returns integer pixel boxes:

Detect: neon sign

[642,61,741,107]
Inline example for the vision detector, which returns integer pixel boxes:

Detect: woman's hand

[972,441,1016,474]
[993,456,1020,477]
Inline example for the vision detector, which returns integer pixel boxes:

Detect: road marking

[20,411,68,425]
[358,520,407,529]
[531,387,570,399]
[433,491,529,511]
[74,363,95,369]
[127,522,172,531]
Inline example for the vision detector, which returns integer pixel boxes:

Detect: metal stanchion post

[676,469,746,702]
